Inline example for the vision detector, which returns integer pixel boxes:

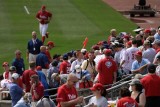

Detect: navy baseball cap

[63,54,68,60]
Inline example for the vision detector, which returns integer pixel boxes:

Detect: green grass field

[0,0,137,73]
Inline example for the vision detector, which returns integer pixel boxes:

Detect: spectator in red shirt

[30,74,44,106]
[97,49,117,85]
[141,64,160,107]
[36,5,52,43]
[57,73,83,107]
[22,62,37,92]
[46,41,54,63]
[117,87,138,107]
[59,54,71,74]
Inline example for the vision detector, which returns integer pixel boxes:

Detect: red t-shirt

[59,61,71,74]
[22,70,37,92]
[31,82,44,101]
[57,84,78,107]
[141,74,160,97]
[45,50,52,63]
[97,57,117,85]
[36,10,52,24]
[117,97,138,107]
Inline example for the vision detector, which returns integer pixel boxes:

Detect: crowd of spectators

[0,26,160,107]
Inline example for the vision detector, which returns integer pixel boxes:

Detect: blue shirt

[37,70,49,95]
[12,58,25,76]
[14,98,31,107]
[154,33,160,40]
[9,83,23,107]
[131,58,150,75]
[36,52,49,69]
[27,39,43,55]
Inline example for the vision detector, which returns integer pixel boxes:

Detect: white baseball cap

[12,73,19,80]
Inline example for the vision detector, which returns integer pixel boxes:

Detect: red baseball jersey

[57,84,78,107]
[36,11,52,24]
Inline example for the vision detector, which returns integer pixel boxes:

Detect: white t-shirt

[86,96,108,107]
[120,48,130,71]
[94,54,105,66]
[70,59,84,72]
[125,47,139,70]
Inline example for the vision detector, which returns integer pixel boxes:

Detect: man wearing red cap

[36,5,52,43]
[97,49,117,85]
[45,41,54,63]
[131,51,150,75]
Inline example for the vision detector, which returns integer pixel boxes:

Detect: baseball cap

[134,51,142,56]
[2,62,9,67]
[63,54,68,60]
[90,83,104,91]
[47,41,54,47]
[152,39,160,45]
[126,41,132,46]
[123,35,130,41]
[41,5,46,9]
[92,45,99,50]
[143,40,150,45]
[81,49,87,53]
[147,64,156,73]
[104,49,112,54]
[129,79,141,85]
[36,66,42,70]
[9,66,16,71]
[144,29,151,33]
[12,73,19,80]
[134,74,144,79]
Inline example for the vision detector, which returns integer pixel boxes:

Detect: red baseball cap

[2,62,9,67]
[127,41,132,46]
[104,49,112,54]
[123,35,130,41]
[36,66,42,70]
[92,45,99,50]
[135,51,142,56]
[47,41,54,47]
[144,29,151,33]
[90,83,104,91]
[41,5,46,9]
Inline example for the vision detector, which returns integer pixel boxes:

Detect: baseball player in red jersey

[36,5,52,43]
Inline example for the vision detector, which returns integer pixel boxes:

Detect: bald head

[67,73,78,81]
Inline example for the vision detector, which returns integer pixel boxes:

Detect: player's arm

[36,13,42,22]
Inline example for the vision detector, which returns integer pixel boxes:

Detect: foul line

[24,6,30,15]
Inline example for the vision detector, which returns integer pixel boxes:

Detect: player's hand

[75,96,83,104]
